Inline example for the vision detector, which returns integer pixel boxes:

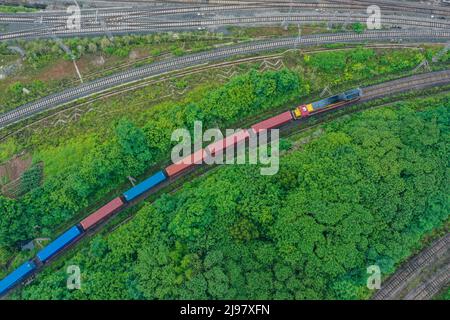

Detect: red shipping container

[205,130,250,156]
[165,149,205,177]
[80,197,124,230]
[251,111,293,133]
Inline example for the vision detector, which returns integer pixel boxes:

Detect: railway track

[64,42,422,89]
[403,263,450,300]
[372,234,450,300]
[0,4,282,23]
[279,71,450,140]
[81,14,450,29]
[1,29,450,130]
[0,44,429,143]
[5,10,448,26]
[1,0,450,41]
[362,71,450,100]
[2,14,450,41]
[102,0,450,16]
[3,4,448,23]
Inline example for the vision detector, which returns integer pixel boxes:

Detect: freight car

[204,129,249,161]
[0,87,363,297]
[0,261,36,296]
[37,171,167,260]
[80,197,125,230]
[165,149,205,177]
[123,171,167,202]
[36,226,82,264]
[251,111,293,133]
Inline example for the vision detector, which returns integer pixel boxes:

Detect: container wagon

[205,130,250,156]
[80,197,125,230]
[122,170,167,202]
[251,111,293,133]
[0,261,36,296]
[165,149,205,178]
[36,226,82,263]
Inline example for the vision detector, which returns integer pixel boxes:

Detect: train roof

[36,226,81,263]
[0,261,36,295]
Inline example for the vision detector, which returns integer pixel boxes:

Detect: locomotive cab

[293,104,312,119]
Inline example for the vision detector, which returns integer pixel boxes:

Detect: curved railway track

[5,0,450,21]
[1,29,450,129]
[372,234,450,300]
[0,4,282,23]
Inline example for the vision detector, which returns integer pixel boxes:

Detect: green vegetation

[17,33,225,67]
[435,287,450,300]
[1,80,51,114]
[0,5,37,13]
[1,44,449,293]
[351,22,365,34]
[1,35,443,116]
[0,69,303,249]
[15,96,449,299]
[19,164,43,195]
[302,47,427,87]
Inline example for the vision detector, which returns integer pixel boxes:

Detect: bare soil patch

[0,152,32,184]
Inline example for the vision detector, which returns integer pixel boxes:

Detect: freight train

[0,87,362,297]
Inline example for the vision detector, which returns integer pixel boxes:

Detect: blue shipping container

[0,261,36,296]
[123,170,167,202]
[37,226,81,263]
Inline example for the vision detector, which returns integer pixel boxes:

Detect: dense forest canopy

[16,98,449,299]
